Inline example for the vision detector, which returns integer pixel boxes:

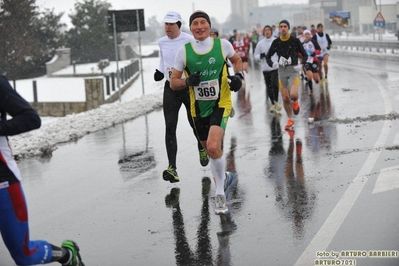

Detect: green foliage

[0,0,65,79]
[65,0,118,63]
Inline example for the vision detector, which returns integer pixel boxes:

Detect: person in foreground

[0,76,84,266]
[154,11,208,184]
[266,19,308,131]
[170,10,242,215]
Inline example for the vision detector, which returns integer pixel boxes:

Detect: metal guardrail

[333,40,399,54]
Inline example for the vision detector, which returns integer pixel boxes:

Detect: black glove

[228,73,244,92]
[154,69,164,81]
[185,71,201,86]
[327,46,331,50]
[260,52,266,59]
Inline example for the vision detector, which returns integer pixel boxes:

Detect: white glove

[293,64,302,72]
[279,56,287,66]
[279,56,292,66]
[272,62,278,69]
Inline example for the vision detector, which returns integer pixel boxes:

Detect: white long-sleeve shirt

[158,31,194,81]
[254,36,278,72]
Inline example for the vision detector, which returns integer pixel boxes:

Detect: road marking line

[372,165,399,194]
[295,75,392,265]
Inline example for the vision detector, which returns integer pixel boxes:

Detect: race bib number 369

[194,79,220,100]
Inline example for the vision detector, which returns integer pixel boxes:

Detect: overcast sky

[36,0,308,27]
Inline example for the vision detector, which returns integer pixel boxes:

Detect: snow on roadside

[9,92,163,158]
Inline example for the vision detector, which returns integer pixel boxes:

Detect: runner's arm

[222,39,243,74]
[0,76,41,136]
[170,46,188,90]
[229,53,243,74]
[253,40,262,62]
[297,39,308,64]
[326,34,332,49]
[266,40,277,67]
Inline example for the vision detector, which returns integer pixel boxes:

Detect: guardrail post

[105,75,110,95]
[111,72,115,91]
[33,80,38,102]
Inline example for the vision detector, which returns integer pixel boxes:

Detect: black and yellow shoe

[199,148,209,167]
[163,165,180,183]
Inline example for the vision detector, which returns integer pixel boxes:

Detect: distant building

[231,0,258,28]
[249,4,309,30]
[251,0,398,35]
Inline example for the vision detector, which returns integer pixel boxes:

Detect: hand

[154,69,164,82]
[327,46,331,50]
[272,62,279,70]
[228,73,244,92]
[293,64,302,72]
[185,71,201,86]
[260,52,266,59]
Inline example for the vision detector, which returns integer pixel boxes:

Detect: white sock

[210,155,226,195]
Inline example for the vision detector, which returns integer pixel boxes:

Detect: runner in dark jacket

[0,76,84,266]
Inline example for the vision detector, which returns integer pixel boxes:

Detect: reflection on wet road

[1,56,398,265]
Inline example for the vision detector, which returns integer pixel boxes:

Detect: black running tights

[163,81,202,168]
[262,70,279,104]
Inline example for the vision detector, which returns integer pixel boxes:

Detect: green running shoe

[61,240,85,266]
[199,148,209,167]
[163,165,180,183]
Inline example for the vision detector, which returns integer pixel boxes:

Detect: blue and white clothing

[302,39,320,64]
[0,76,54,265]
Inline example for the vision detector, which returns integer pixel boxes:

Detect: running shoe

[274,103,282,111]
[229,107,235,118]
[61,240,85,266]
[163,165,180,183]
[165,187,180,209]
[292,100,300,115]
[324,77,328,84]
[285,119,294,131]
[224,172,235,200]
[214,194,229,215]
[199,148,209,167]
[269,104,276,113]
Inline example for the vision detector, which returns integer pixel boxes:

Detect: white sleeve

[221,39,235,59]
[173,46,186,72]
[254,40,262,62]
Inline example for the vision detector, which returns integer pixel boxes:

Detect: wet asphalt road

[1,55,399,266]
